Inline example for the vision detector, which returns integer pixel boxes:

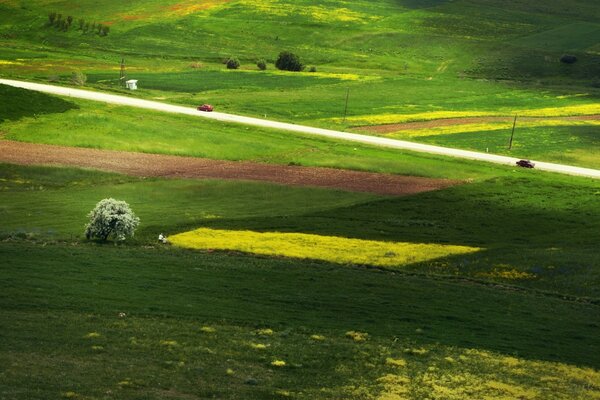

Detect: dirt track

[0,140,459,196]
[354,115,600,134]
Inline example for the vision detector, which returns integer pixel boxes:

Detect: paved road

[2,78,599,179]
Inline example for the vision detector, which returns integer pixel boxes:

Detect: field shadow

[0,84,78,123]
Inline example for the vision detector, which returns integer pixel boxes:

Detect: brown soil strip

[0,140,458,196]
[354,115,600,134]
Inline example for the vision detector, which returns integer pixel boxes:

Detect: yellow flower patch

[310,334,326,341]
[386,358,407,367]
[200,326,216,333]
[388,119,600,138]
[346,331,369,342]
[169,228,480,268]
[271,359,286,367]
[84,332,101,338]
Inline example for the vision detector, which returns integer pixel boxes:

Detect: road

[2,78,599,179]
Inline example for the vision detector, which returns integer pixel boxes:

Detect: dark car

[516,159,535,169]
[197,104,214,112]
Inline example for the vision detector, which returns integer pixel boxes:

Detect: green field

[1,0,600,398]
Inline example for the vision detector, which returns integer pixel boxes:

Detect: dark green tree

[275,51,304,72]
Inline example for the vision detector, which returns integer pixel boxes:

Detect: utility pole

[342,88,350,123]
[119,58,125,87]
[508,115,517,150]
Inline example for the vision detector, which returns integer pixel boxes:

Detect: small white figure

[158,233,168,244]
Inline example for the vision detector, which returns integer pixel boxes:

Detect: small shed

[125,79,138,90]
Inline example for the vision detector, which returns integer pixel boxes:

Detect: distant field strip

[384,119,600,138]
[338,104,600,125]
[169,228,480,267]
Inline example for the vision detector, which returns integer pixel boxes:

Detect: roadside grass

[0,242,599,399]
[411,124,600,169]
[1,163,599,298]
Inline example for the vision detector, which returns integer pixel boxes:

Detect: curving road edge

[1,78,599,180]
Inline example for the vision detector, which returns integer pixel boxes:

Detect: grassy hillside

[1,1,599,398]
[1,242,599,399]
[0,0,598,132]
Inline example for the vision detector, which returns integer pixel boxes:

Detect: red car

[516,159,535,169]
[197,104,214,112]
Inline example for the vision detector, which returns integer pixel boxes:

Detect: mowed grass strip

[169,228,480,267]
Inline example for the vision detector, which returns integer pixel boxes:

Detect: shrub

[308,66,317,73]
[78,19,84,30]
[560,54,577,64]
[84,198,140,241]
[48,12,56,25]
[70,71,87,86]
[257,59,267,70]
[226,57,240,69]
[66,16,73,26]
[275,51,304,72]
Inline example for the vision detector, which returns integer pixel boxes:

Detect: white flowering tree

[84,198,140,241]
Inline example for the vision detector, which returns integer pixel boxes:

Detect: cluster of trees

[223,52,315,72]
[47,12,110,36]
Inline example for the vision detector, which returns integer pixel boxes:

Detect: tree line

[47,12,110,36]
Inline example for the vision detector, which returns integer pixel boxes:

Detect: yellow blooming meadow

[250,343,268,350]
[386,119,600,138]
[310,334,326,341]
[257,328,274,336]
[333,104,600,126]
[200,326,216,333]
[169,228,480,268]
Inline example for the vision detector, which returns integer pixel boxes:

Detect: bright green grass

[2,164,599,298]
[0,242,598,399]
[0,0,598,128]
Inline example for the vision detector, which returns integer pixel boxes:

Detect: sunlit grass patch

[234,0,372,23]
[517,104,600,117]
[169,228,480,268]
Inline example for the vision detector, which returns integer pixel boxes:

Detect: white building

[125,79,138,90]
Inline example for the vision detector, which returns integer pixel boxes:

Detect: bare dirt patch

[0,140,459,196]
[355,115,600,134]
